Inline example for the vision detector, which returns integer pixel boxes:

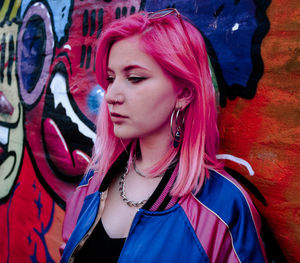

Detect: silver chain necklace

[132,155,164,178]
[119,167,148,207]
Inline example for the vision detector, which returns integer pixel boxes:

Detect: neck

[137,132,173,170]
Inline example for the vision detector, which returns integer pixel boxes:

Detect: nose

[104,79,125,105]
[0,91,14,115]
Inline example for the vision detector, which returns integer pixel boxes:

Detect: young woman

[60,9,267,263]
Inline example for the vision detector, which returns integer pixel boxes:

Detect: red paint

[0,147,63,263]
[218,1,300,261]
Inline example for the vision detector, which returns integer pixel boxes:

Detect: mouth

[0,125,9,165]
[110,112,128,118]
[110,112,128,123]
[0,123,17,183]
[0,104,21,169]
[42,72,96,182]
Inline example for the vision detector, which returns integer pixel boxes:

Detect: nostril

[0,91,14,115]
[106,96,123,105]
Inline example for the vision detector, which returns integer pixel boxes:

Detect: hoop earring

[170,108,185,148]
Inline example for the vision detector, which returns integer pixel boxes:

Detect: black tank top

[74,219,126,262]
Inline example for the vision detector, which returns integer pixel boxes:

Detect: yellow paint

[0,0,10,22]
[9,0,21,21]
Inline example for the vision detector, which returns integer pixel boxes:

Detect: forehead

[108,36,160,72]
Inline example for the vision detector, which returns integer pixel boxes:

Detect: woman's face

[105,36,180,142]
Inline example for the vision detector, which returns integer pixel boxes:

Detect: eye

[128,76,147,84]
[106,76,115,83]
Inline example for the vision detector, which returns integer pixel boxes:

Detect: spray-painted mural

[0,0,299,262]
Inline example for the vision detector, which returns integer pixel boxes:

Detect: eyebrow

[107,65,148,73]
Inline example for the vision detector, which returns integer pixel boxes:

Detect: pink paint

[43,118,90,176]
[0,91,14,115]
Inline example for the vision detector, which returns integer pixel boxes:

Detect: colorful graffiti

[0,20,24,202]
[0,0,299,262]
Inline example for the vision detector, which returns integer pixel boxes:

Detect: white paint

[48,118,68,152]
[76,151,90,163]
[64,44,72,50]
[96,88,105,99]
[0,125,9,145]
[232,23,239,31]
[216,154,254,176]
[50,73,96,141]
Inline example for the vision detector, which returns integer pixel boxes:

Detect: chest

[100,172,162,238]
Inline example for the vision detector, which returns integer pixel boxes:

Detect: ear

[175,87,194,110]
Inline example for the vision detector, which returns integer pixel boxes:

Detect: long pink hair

[91,12,222,196]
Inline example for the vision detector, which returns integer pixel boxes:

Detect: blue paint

[34,191,43,219]
[33,201,56,263]
[144,0,270,105]
[145,0,256,87]
[21,0,72,44]
[87,84,104,116]
[30,243,39,263]
[27,233,32,244]
[20,15,46,93]
[32,181,36,191]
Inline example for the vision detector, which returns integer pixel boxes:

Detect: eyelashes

[127,76,147,83]
[106,76,148,84]
[106,76,114,83]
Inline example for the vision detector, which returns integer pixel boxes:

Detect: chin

[113,127,133,140]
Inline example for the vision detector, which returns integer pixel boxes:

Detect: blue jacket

[61,151,267,262]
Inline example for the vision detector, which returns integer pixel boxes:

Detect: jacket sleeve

[59,170,94,255]
[181,169,268,262]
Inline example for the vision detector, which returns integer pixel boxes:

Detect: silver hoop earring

[170,108,185,148]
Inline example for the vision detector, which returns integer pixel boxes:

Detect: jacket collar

[98,149,179,212]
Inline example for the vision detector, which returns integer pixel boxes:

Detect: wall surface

[0,0,299,262]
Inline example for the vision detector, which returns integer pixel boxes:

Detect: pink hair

[91,12,222,197]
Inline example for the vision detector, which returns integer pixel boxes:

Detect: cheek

[137,95,175,125]
[150,89,177,113]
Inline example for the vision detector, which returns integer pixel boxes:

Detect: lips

[110,112,128,124]
[42,73,96,181]
[110,112,127,118]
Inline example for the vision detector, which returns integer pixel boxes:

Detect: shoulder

[197,169,260,225]
[61,169,98,251]
[77,169,95,188]
[179,169,267,263]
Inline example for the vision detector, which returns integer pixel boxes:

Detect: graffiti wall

[0,0,299,262]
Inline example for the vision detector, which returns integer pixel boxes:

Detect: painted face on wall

[106,37,183,141]
[17,0,141,206]
[0,23,24,200]
[17,2,95,206]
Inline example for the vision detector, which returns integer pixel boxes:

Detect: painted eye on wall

[17,2,54,107]
[87,84,104,116]
[20,15,46,93]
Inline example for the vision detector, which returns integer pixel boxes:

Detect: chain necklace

[132,155,164,178]
[119,167,148,207]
